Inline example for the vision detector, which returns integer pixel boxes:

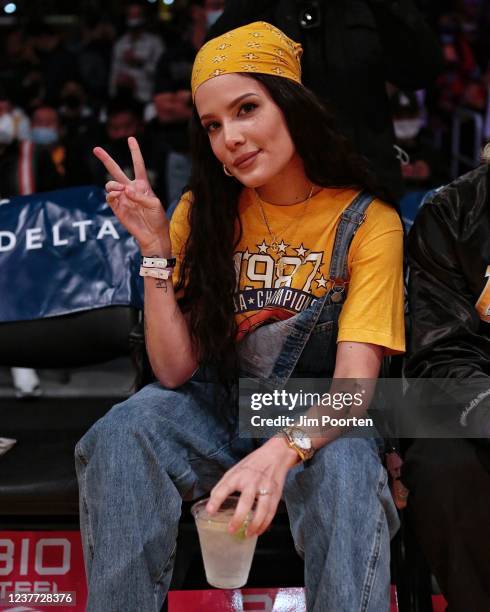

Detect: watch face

[293,430,312,450]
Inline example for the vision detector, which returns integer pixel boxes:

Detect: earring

[223,164,233,177]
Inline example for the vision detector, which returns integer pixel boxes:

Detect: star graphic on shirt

[248,297,255,305]
[257,240,269,253]
[277,240,288,253]
[242,248,251,260]
[315,275,327,288]
[295,243,308,257]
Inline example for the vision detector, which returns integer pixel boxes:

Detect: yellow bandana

[191,21,303,100]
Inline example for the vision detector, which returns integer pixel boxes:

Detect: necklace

[254,185,314,254]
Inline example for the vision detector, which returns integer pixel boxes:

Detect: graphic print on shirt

[234,239,328,339]
[476,264,490,323]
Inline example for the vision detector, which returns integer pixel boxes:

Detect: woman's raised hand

[94,137,170,253]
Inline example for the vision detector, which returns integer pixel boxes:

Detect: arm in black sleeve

[406,197,490,438]
[368,0,444,89]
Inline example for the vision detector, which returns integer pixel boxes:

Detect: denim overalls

[75,192,399,612]
[238,191,374,385]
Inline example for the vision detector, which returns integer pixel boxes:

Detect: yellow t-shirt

[170,187,405,354]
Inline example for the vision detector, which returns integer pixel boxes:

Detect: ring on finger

[257,488,270,496]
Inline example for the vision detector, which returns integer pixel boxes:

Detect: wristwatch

[281,426,315,462]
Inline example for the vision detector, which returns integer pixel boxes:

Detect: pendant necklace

[254,185,314,259]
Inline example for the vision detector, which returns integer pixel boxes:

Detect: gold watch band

[281,428,312,461]
[285,437,306,461]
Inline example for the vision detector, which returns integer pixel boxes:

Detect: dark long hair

[176,73,390,383]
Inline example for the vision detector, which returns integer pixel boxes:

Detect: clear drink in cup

[191,495,258,589]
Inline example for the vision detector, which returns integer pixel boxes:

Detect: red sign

[169,587,400,612]
[0,531,87,611]
[169,588,306,611]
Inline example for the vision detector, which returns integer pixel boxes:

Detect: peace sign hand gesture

[94,137,170,253]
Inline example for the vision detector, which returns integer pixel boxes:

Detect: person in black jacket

[208,0,444,200]
[402,157,490,612]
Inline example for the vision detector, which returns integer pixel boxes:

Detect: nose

[222,120,245,150]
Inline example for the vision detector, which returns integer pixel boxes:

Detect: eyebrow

[199,92,259,122]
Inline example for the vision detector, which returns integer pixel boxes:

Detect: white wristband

[139,266,171,280]
[141,256,176,269]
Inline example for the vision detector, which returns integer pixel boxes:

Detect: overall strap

[328,191,375,290]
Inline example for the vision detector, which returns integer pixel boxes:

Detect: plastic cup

[191,495,258,589]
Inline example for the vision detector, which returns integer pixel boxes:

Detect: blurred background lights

[4,3,16,13]
[163,0,174,5]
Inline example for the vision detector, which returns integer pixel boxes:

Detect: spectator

[66,96,165,200]
[390,90,449,192]
[209,0,444,200]
[144,0,224,203]
[0,84,30,143]
[0,29,38,108]
[109,3,164,104]
[30,105,66,181]
[402,155,490,612]
[29,23,79,106]
[58,80,97,146]
[79,21,403,611]
[0,90,61,398]
[78,13,116,108]
[434,11,484,114]
[0,90,59,195]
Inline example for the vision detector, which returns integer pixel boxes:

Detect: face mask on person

[30,126,59,145]
[0,113,15,145]
[393,118,423,141]
[206,9,223,28]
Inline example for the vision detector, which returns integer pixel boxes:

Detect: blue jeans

[75,378,399,612]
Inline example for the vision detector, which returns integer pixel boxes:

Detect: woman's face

[194,73,298,188]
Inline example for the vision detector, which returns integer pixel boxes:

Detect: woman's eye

[239,102,257,115]
[204,121,220,133]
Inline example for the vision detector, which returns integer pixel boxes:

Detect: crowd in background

[0,0,488,208]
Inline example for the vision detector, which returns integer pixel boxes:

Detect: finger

[206,480,235,516]
[106,191,122,204]
[247,491,271,536]
[105,180,125,192]
[125,186,162,210]
[228,488,256,533]
[255,503,279,537]
[94,146,130,185]
[105,193,122,215]
[128,137,148,182]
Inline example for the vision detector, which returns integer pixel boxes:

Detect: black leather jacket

[406,163,490,438]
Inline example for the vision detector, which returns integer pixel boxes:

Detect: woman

[76,22,404,612]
